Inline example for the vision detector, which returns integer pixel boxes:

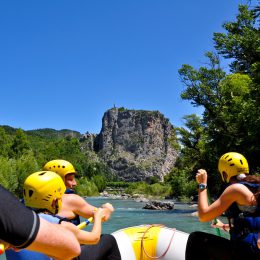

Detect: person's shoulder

[226,183,252,195]
[222,183,245,194]
[63,193,85,203]
[63,193,79,199]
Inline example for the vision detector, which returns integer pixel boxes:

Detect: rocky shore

[99,191,176,210]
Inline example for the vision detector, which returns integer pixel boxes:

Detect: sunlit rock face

[96,107,178,182]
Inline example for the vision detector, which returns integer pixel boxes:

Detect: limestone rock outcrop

[95,107,178,182]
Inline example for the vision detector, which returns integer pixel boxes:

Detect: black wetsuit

[0,184,40,248]
[185,231,260,260]
[78,235,121,260]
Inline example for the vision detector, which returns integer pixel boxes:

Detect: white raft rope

[140,224,176,259]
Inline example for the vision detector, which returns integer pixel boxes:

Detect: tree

[0,127,11,157]
[178,52,226,166]
[213,4,260,74]
[91,175,107,192]
[165,168,197,200]
[178,3,260,178]
[14,152,39,197]
[9,129,31,158]
[176,114,207,169]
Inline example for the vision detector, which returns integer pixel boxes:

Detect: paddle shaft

[77,217,94,230]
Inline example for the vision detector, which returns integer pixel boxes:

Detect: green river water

[85,197,229,238]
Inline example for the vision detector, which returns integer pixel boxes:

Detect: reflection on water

[83,197,229,239]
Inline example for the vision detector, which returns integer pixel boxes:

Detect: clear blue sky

[0,0,255,134]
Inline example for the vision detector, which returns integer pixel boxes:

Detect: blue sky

[0,0,255,134]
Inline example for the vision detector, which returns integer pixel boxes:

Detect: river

[84,197,229,239]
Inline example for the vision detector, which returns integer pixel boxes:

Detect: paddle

[77,217,94,230]
[0,217,94,255]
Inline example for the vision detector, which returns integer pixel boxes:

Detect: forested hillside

[0,126,112,198]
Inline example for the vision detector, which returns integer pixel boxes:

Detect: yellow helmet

[218,152,249,183]
[23,171,66,214]
[43,159,76,180]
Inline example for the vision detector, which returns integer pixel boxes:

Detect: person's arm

[196,169,240,222]
[60,208,104,245]
[100,203,114,222]
[26,217,81,260]
[0,185,81,260]
[211,218,230,232]
[61,194,114,222]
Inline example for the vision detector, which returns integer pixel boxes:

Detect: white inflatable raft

[112,225,189,260]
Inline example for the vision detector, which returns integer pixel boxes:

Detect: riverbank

[98,191,197,210]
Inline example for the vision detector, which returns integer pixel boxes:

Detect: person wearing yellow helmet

[185,152,260,259]
[218,152,249,183]
[6,171,121,260]
[43,159,114,226]
[0,183,80,260]
[43,160,121,260]
[23,170,66,214]
[43,159,77,191]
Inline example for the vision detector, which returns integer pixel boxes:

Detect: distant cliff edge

[92,107,178,182]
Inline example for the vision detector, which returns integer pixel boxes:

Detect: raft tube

[112,225,189,260]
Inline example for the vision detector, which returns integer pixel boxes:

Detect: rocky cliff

[95,107,178,182]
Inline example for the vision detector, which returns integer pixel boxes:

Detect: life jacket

[38,213,61,224]
[225,182,260,253]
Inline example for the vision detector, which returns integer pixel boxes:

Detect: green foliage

[14,152,39,197]
[179,52,226,111]
[168,127,181,151]
[165,168,197,199]
[107,182,130,188]
[213,4,260,73]
[27,128,81,139]
[125,182,172,198]
[0,121,119,199]
[176,114,207,170]
[91,175,107,192]
[0,152,39,197]
[76,178,99,197]
[0,157,19,194]
[0,128,12,157]
[146,176,160,185]
[118,107,126,112]
[9,129,31,158]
